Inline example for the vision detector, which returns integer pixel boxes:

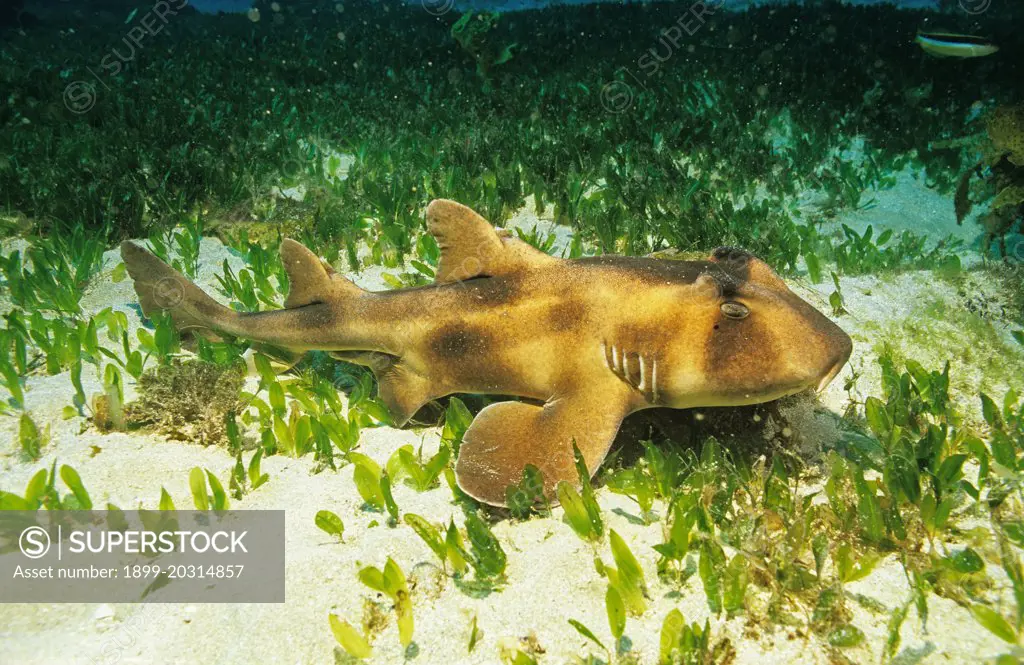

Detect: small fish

[916,31,998,58]
[120,200,852,507]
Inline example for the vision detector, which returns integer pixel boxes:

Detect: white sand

[1,175,1021,664]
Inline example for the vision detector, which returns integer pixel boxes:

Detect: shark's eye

[720,301,749,319]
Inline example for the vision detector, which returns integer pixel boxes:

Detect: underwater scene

[1,0,1023,662]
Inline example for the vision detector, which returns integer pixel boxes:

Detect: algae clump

[126,358,246,446]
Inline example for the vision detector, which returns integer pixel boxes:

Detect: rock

[93,604,115,622]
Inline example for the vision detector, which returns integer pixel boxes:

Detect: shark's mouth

[816,360,845,393]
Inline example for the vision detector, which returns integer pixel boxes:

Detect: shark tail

[120,241,236,339]
[122,237,428,423]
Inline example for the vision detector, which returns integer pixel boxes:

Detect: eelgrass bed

[1,0,1024,662]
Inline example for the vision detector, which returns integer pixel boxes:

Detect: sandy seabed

[1,173,1022,665]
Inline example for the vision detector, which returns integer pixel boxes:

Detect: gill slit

[651,357,659,403]
[602,339,659,405]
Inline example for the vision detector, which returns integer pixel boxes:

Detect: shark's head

[667,247,852,407]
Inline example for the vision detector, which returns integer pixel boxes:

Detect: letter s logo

[19,526,51,559]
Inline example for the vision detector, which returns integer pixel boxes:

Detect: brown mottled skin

[120,199,852,506]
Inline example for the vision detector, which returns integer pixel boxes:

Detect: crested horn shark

[120,199,852,507]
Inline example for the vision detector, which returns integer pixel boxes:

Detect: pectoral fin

[454,389,630,507]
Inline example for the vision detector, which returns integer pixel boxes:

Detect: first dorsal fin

[280,238,363,308]
[425,199,557,283]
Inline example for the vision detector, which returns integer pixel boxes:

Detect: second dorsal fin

[280,238,363,308]
[425,199,556,283]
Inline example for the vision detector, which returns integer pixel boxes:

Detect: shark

[120,199,853,507]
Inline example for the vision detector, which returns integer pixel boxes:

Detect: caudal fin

[120,241,235,338]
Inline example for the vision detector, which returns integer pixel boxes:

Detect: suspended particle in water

[757,84,768,98]
[337,31,345,42]
[335,3,344,12]
[270,1,280,10]
[247,7,260,21]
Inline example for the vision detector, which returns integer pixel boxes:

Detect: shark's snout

[692,282,856,407]
[767,288,853,398]
[816,356,846,393]
[814,324,853,393]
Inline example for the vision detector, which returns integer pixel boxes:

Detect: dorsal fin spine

[425,199,558,284]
